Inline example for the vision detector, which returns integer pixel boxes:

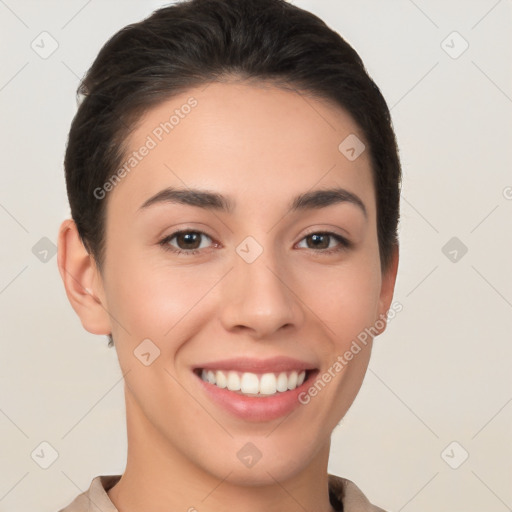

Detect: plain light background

[1,1,511,511]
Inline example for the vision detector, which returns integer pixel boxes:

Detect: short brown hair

[64,0,402,347]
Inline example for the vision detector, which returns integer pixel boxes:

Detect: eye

[159,230,216,256]
[296,231,352,254]
[159,229,352,256]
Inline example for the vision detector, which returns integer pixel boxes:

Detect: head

[58,0,400,486]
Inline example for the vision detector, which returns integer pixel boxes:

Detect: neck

[108,387,336,512]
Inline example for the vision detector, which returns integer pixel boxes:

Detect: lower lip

[193,370,319,422]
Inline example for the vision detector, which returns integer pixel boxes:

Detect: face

[88,81,397,484]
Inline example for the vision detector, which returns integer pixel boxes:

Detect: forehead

[107,80,375,218]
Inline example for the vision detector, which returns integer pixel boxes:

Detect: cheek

[303,262,381,417]
[299,257,382,345]
[104,249,218,345]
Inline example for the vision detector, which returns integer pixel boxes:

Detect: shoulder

[59,473,386,512]
[328,473,388,512]
[57,475,121,512]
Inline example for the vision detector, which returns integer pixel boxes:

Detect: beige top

[58,474,387,511]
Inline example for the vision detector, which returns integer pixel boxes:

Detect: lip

[192,356,317,374]
[193,366,320,422]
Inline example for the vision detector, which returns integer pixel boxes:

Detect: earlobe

[57,219,112,335]
[376,244,400,335]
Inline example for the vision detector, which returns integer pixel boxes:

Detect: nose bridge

[219,235,302,337]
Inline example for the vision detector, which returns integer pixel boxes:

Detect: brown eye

[306,233,330,249]
[159,230,214,255]
[297,232,351,253]
[175,232,202,250]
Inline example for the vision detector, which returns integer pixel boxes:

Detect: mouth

[191,357,321,421]
[192,367,319,397]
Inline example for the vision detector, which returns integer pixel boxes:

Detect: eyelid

[159,229,218,255]
[300,226,351,244]
[297,227,352,254]
[159,226,353,257]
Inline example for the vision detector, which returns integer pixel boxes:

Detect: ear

[375,244,399,335]
[57,219,112,335]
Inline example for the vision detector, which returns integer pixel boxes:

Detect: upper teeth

[200,369,307,396]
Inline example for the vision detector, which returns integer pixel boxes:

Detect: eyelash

[158,229,352,256]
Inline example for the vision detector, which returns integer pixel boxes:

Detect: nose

[219,247,304,339]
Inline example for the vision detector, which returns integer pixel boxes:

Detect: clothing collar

[60,473,386,512]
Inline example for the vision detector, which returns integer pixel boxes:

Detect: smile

[196,368,310,396]
[191,356,320,421]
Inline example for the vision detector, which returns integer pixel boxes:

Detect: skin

[58,80,399,512]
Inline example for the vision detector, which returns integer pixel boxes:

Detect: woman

[57,0,401,510]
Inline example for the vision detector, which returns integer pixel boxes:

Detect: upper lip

[193,356,318,374]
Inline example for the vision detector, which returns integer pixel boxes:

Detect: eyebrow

[138,186,367,218]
